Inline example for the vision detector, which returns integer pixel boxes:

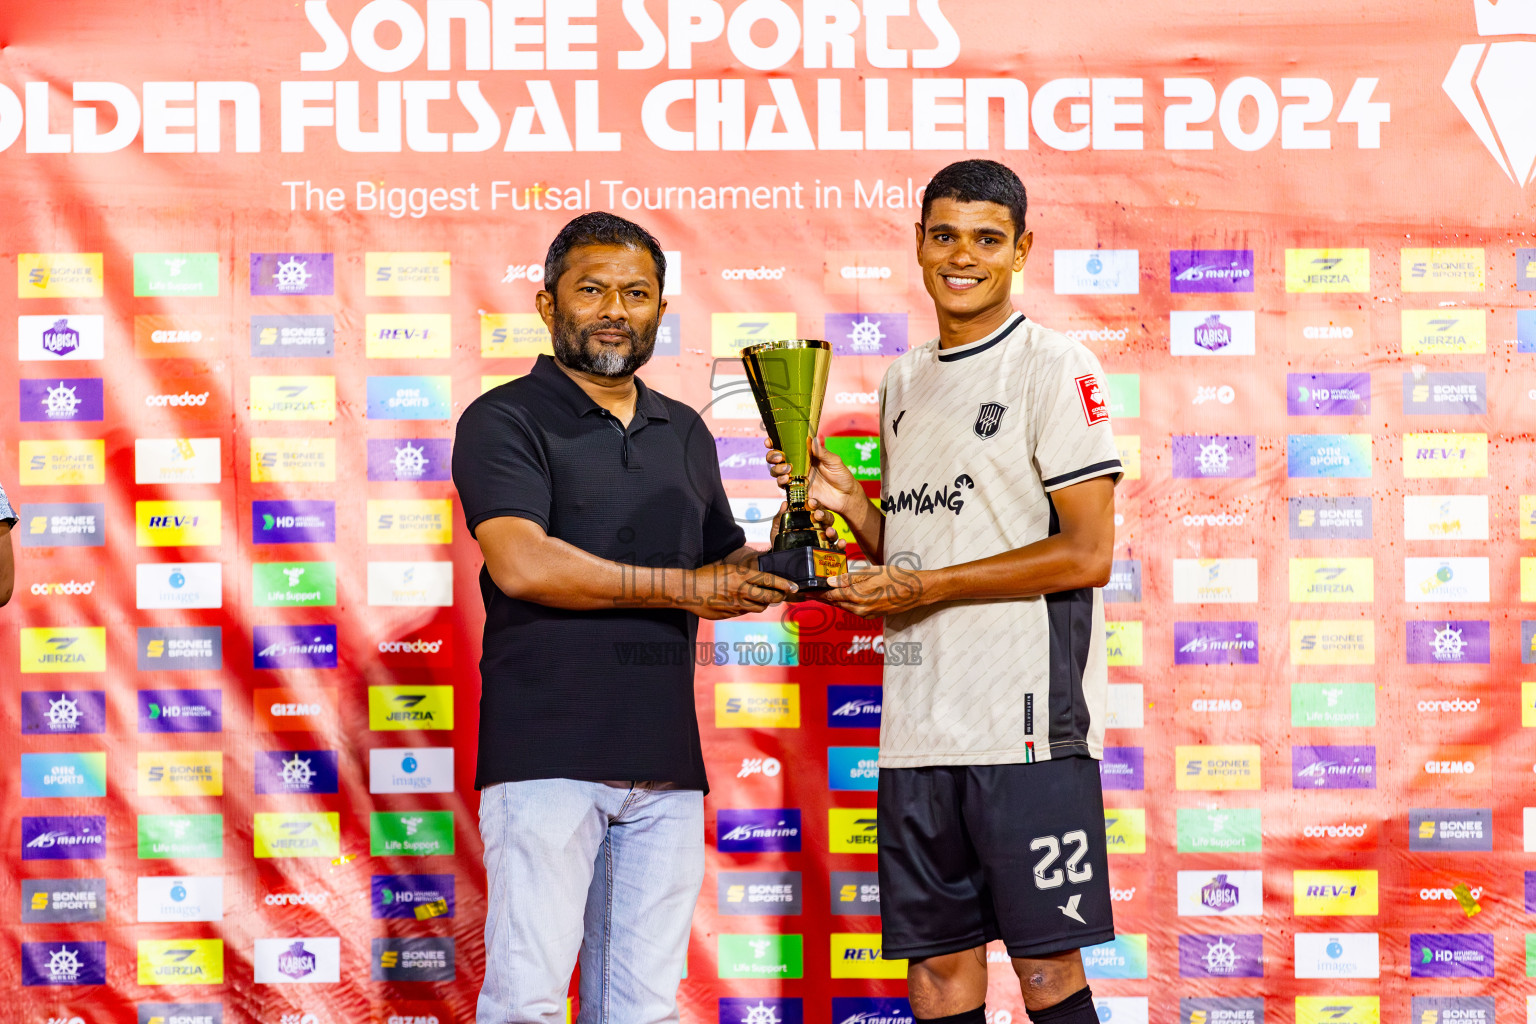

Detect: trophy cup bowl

[740,338,848,590]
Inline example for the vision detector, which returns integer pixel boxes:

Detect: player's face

[537,243,665,379]
[915,198,1032,320]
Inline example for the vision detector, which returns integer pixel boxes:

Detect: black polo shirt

[452,354,745,792]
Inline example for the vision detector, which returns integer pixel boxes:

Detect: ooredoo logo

[376,634,452,667]
[1445,0,1536,185]
[720,266,785,280]
[30,580,95,596]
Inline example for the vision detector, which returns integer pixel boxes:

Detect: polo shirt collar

[531,353,671,423]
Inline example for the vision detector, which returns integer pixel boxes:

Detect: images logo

[1178,745,1261,790]
[1285,249,1370,292]
[366,252,451,296]
[1171,250,1255,293]
[1055,250,1139,294]
[138,626,223,671]
[1294,933,1379,979]
[19,253,103,298]
[366,313,452,359]
[20,439,105,486]
[1294,870,1379,915]
[251,376,336,420]
[717,870,802,916]
[717,810,802,853]
[1171,436,1256,478]
[136,938,224,985]
[250,314,335,357]
[367,439,452,481]
[20,377,104,422]
[368,747,454,793]
[136,501,221,546]
[1177,934,1263,978]
[250,253,335,295]
[251,438,337,482]
[826,312,908,356]
[19,502,105,548]
[134,253,218,297]
[367,376,452,419]
[139,751,223,796]
[138,689,223,733]
[829,933,907,979]
[1174,622,1259,665]
[1404,557,1489,602]
[254,751,340,795]
[716,683,800,728]
[136,876,223,923]
[253,813,341,859]
[253,501,336,545]
[20,627,107,673]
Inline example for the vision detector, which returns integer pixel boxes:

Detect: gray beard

[551,309,657,378]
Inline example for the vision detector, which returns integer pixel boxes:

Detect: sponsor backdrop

[2,1,1535,1023]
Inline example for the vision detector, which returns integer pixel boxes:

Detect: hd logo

[368,686,454,730]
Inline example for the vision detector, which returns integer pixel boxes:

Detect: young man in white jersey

[767,160,1120,1024]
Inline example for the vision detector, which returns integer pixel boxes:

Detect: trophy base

[759,545,847,591]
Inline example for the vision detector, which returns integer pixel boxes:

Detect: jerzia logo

[1445,0,1536,185]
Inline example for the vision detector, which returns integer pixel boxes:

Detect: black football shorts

[877,756,1116,961]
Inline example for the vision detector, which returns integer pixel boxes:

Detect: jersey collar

[935,311,1026,363]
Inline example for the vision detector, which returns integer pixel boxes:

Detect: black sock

[1028,985,1097,1024]
[916,1008,986,1024]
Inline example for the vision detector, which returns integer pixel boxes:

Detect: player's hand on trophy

[688,562,799,619]
[763,436,862,517]
[767,501,846,550]
[821,562,926,619]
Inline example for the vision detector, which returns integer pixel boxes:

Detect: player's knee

[1011,958,1081,1009]
[1021,984,1097,1024]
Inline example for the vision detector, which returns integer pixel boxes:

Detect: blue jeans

[476,779,704,1024]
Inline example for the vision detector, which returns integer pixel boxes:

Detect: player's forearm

[921,531,1113,605]
[839,497,886,563]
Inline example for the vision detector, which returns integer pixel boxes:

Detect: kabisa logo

[1445,0,1536,186]
[253,937,340,984]
[717,810,802,853]
[1177,870,1262,917]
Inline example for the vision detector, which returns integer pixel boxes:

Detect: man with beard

[453,212,801,1024]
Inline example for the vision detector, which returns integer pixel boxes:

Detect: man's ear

[535,289,555,332]
[1014,229,1034,271]
[914,219,925,258]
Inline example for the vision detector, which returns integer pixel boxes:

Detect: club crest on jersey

[974,402,1009,439]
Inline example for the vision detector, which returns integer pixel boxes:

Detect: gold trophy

[741,338,848,589]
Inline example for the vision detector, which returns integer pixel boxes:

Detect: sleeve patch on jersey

[1076,374,1109,426]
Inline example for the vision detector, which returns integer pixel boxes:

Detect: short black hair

[921,160,1028,241]
[543,212,667,295]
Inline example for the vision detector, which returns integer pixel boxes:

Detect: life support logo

[1445,0,1536,186]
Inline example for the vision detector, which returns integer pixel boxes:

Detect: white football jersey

[877,312,1121,767]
